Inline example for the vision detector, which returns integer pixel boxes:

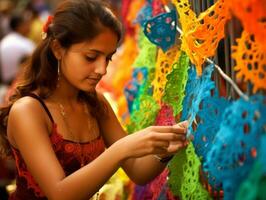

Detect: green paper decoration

[162,51,190,116]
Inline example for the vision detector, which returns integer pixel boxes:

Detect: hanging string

[164,5,249,101]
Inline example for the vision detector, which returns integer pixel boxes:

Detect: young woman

[0,0,188,199]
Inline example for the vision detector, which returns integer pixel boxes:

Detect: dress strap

[27,93,54,123]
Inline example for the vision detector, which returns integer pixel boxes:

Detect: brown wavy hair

[0,0,122,157]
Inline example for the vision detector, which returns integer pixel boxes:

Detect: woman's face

[59,28,118,92]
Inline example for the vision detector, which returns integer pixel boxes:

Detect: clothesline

[163,5,249,101]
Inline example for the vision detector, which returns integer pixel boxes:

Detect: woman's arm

[8,96,184,199]
[98,94,187,184]
[8,97,124,200]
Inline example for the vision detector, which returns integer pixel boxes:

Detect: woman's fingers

[173,120,189,129]
[151,132,186,142]
[152,141,169,149]
[167,141,187,153]
[150,125,187,134]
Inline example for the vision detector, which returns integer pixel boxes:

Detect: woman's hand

[157,120,189,159]
[114,121,188,160]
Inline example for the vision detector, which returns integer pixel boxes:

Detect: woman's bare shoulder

[10,96,44,115]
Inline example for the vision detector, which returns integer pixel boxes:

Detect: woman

[0,0,188,199]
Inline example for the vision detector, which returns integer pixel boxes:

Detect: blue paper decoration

[143,10,177,51]
[181,64,215,137]
[193,91,231,162]
[204,95,266,200]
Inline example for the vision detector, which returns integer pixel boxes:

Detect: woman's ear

[51,39,64,60]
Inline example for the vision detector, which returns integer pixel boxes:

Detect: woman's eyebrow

[86,49,117,56]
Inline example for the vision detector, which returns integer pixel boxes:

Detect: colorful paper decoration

[225,0,266,49]
[204,95,266,200]
[236,135,266,200]
[144,10,177,51]
[151,0,165,16]
[124,0,145,35]
[152,45,180,103]
[162,52,190,116]
[193,91,231,162]
[172,0,231,75]
[232,31,266,93]
[168,143,211,200]
[135,3,153,26]
[154,104,175,126]
[181,64,215,136]
[133,31,157,69]
[124,67,148,113]
[127,95,160,133]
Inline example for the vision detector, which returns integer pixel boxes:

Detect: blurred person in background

[0,10,35,85]
[0,0,14,40]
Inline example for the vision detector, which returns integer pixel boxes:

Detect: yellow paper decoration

[152,45,180,102]
[172,0,231,75]
[226,0,266,50]
[232,31,266,93]
[172,0,197,33]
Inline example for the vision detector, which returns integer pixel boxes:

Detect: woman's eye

[86,56,96,62]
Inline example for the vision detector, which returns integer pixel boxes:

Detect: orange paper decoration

[225,0,266,50]
[232,31,266,93]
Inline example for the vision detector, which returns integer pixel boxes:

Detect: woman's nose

[94,58,108,75]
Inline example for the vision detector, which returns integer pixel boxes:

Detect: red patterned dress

[9,94,105,200]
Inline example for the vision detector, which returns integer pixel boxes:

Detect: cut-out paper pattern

[133,31,157,69]
[204,95,266,200]
[236,135,266,200]
[144,10,177,51]
[232,31,266,93]
[193,91,231,162]
[172,0,231,75]
[226,0,266,49]
[155,104,175,126]
[162,52,190,116]
[127,95,160,133]
[152,45,180,103]
[181,64,215,136]
[124,67,148,113]
[168,143,211,200]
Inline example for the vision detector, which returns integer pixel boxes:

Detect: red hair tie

[42,15,54,39]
